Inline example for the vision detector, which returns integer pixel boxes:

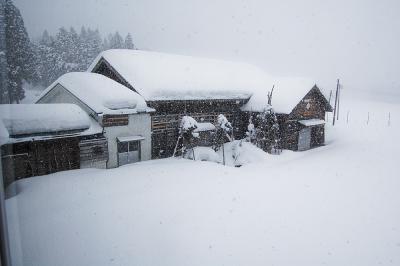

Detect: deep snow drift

[5,89,400,266]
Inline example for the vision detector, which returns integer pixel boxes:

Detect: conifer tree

[109,31,124,49]
[2,0,35,103]
[255,107,281,153]
[124,33,135,49]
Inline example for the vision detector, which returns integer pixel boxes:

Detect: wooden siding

[102,114,129,127]
[1,137,80,188]
[79,137,108,165]
[289,87,328,120]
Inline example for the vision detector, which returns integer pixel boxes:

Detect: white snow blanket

[38,72,151,115]
[0,104,91,138]
[88,49,265,101]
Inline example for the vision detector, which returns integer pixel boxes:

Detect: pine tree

[173,116,198,157]
[255,107,281,153]
[2,0,35,103]
[109,31,124,49]
[124,33,135,49]
[68,27,79,64]
[84,28,102,67]
[40,30,53,46]
[102,37,109,51]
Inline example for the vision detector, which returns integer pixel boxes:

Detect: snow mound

[88,49,269,101]
[225,140,270,166]
[0,104,91,137]
[184,147,221,163]
[38,72,152,115]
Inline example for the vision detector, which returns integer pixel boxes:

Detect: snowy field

[6,89,400,266]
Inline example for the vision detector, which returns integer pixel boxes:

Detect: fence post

[367,112,370,125]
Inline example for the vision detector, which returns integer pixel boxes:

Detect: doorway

[298,127,311,151]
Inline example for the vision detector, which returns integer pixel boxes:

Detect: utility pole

[336,81,341,120]
[332,79,339,126]
[267,85,275,105]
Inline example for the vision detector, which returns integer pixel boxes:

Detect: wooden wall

[102,115,129,127]
[1,137,80,188]
[79,137,108,167]
[1,135,108,189]
[148,99,246,158]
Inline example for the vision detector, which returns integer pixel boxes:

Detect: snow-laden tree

[214,114,233,149]
[31,26,139,87]
[246,115,256,143]
[2,0,35,103]
[124,33,135,49]
[255,107,281,154]
[213,114,234,165]
[173,115,198,157]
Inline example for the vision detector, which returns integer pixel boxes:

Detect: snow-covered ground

[6,89,400,266]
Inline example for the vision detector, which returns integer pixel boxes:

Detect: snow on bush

[180,115,198,133]
[217,114,232,132]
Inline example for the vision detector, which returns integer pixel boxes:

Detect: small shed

[88,49,272,158]
[36,72,155,168]
[241,78,332,151]
[0,104,105,188]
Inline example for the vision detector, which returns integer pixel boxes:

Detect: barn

[242,78,332,151]
[0,104,106,189]
[36,72,154,168]
[88,49,270,158]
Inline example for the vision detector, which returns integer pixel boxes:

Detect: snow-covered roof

[38,72,153,115]
[88,49,270,101]
[299,119,325,127]
[0,104,102,144]
[241,77,319,114]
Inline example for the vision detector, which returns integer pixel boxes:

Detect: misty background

[13,0,400,98]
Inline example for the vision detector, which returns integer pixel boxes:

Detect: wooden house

[0,104,106,189]
[241,78,332,151]
[36,72,154,168]
[87,49,271,158]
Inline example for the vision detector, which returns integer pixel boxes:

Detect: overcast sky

[14,0,400,95]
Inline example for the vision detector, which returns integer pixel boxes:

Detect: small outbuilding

[36,72,154,168]
[0,104,105,188]
[242,78,332,151]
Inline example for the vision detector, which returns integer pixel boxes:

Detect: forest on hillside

[0,0,136,104]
